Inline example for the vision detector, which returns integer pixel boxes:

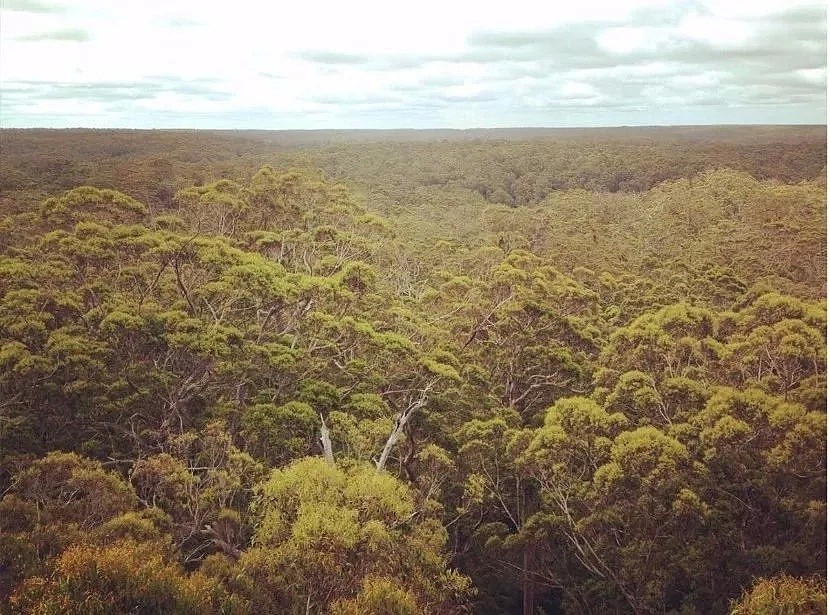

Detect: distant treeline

[0,126,825,209]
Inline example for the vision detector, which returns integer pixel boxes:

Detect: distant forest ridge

[1,124,826,145]
[1,126,825,210]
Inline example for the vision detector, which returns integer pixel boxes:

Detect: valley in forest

[0,125,826,614]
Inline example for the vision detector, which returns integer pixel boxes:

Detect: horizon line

[0,123,826,132]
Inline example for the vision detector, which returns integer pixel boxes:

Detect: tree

[239,457,471,614]
[0,452,141,600]
[8,539,245,615]
[730,575,826,615]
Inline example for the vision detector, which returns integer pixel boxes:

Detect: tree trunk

[522,541,535,615]
[376,382,434,472]
[319,414,334,465]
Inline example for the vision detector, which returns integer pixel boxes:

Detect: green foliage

[0,453,141,600]
[243,457,471,613]
[730,575,826,614]
[242,401,318,465]
[0,132,825,614]
[8,539,246,615]
[331,576,419,615]
[5,452,136,530]
[40,186,147,228]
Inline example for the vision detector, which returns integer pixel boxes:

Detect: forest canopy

[0,126,826,614]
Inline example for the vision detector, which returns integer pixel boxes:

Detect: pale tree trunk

[375,380,436,473]
[319,414,334,465]
[318,381,436,473]
[375,399,420,472]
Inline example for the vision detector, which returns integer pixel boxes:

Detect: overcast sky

[0,0,826,129]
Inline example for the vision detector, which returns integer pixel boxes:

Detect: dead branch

[375,380,436,472]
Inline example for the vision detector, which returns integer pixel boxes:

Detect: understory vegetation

[0,127,826,614]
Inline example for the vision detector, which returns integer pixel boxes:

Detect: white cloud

[597,27,656,54]
[561,81,600,99]
[676,14,754,48]
[0,0,825,127]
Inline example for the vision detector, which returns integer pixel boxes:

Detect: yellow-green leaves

[730,575,826,615]
[244,457,469,612]
[242,401,318,465]
[8,539,244,615]
[595,427,690,491]
[5,452,137,531]
[41,186,147,229]
[421,350,462,381]
[695,387,826,478]
[332,576,419,615]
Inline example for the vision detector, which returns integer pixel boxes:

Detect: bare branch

[375,380,436,472]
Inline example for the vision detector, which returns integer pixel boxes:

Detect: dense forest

[0,126,826,614]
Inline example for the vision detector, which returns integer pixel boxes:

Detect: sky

[0,0,826,129]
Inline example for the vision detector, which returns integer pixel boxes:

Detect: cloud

[389,74,468,92]
[411,2,827,115]
[277,1,823,124]
[293,50,371,65]
[0,0,825,128]
[163,17,201,28]
[1,0,64,13]
[18,28,91,42]
[458,4,826,71]
[2,77,232,105]
[308,92,403,105]
[293,50,441,72]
